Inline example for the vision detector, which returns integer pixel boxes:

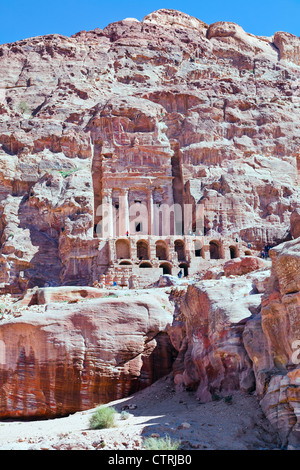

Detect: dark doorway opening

[160,262,172,275]
[179,263,188,277]
[209,241,221,260]
[229,246,238,259]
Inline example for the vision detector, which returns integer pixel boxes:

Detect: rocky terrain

[0,238,299,449]
[0,375,280,450]
[0,8,300,290]
[0,8,299,450]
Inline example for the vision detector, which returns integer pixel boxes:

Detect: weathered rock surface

[0,292,175,418]
[291,208,300,239]
[0,7,299,448]
[169,275,262,402]
[17,285,108,306]
[223,255,269,277]
[0,9,299,290]
[243,238,300,448]
[169,238,300,447]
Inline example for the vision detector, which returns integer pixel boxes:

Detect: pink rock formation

[0,294,175,418]
[223,255,268,277]
[169,275,262,402]
[0,9,299,291]
[168,236,300,447]
[291,209,300,239]
[243,238,300,448]
[0,8,299,447]
[273,31,300,65]
[18,285,108,306]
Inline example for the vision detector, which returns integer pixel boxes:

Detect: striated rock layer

[168,236,300,447]
[0,292,175,418]
[0,9,299,290]
[244,237,300,448]
[169,273,265,401]
[0,7,299,447]
[0,241,299,447]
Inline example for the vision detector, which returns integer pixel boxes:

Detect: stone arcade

[90,164,252,289]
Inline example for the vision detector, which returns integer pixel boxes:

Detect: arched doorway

[179,263,188,277]
[119,260,132,266]
[229,245,238,259]
[209,240,221,260]
[137,239,150,260]
[159,262,172,275]
[194,240,204,258]
[116,238,131,259]
[139,261,152,268]
[155,240,168,260]
[174,239,185,261]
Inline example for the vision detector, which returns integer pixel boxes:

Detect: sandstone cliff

[0,8,300,449]
[0,9,300,290]
[245,237,300,448]
[0,289,175,418]
[167,236,300,448]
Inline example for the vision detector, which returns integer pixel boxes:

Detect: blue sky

[1,0,300,45]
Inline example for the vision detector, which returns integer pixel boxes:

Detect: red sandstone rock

[0,9,299,290]
[170,275,262,402]
[172,238,300,447]
[17,285,107,306]
[243,238,300,448]
[0,8,299,446]
[273,31,300,66]
[0,293,175,418]
[223,256,269,277]
[201,266,224,280]
[291,208,300,239]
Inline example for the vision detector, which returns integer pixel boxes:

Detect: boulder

[157,275,184,287]
[244,238,300,448]
[0,294,175,418]
[170,276,261,402]
[223,256,269,277]
[17,285,106,306]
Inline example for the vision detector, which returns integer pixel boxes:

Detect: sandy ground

[0,374,280,451]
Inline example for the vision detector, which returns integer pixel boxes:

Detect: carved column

[147,189,153,235]
[103,188,114,237]
[120,188,129,236]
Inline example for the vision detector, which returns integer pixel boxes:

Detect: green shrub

[18,101,31,116]
[89,406,117,430]
[224,395,233,404]
[120,410,131,420]
[143,435,181,450]
[58,167,79,178]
